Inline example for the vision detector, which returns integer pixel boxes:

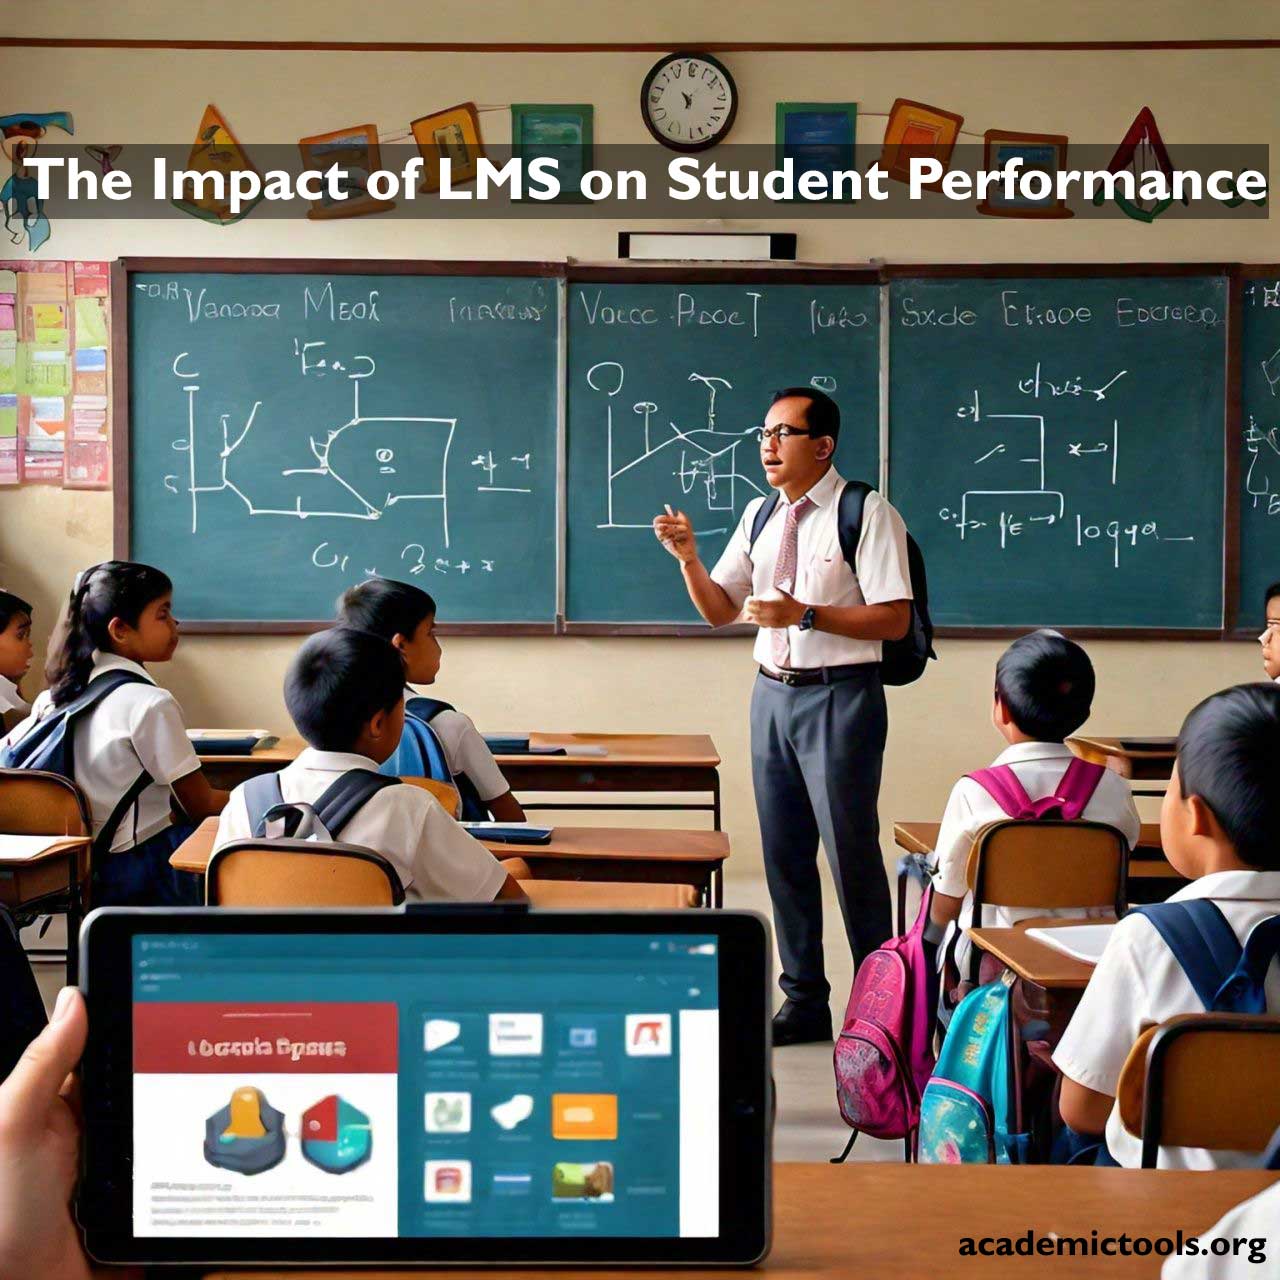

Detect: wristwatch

[798,606,817,632]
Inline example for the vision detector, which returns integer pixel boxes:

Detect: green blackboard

[888,275,1227,629]
[566,279,880,623]
[126,268,558,624]
[1239,272,1280,631]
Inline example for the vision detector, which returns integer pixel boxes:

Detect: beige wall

[1,2,1272,875]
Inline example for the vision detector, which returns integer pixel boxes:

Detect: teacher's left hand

[744,590,806,629]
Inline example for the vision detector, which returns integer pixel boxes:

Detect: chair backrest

[0,767,91,836]
[399,775,463,819]
[206,838,405,907]
[1116,1013,1280,1166]
[965,819,1128,922]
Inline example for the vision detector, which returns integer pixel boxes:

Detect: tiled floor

[25,871,905,1165]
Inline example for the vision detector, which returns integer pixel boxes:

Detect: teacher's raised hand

[652,505,698,565]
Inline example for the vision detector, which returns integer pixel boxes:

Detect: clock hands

[681,91,693,110]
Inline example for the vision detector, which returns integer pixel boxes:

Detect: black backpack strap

[835,479,873,574]
[93,767,155,860]
[313,769,403,837]
[747,492,781,551]
[245,772,286,838]
[406,696,456,725]
[4,669,149,765]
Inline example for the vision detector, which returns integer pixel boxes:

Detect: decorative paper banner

[172,104,259,225]
[297,124,394,219]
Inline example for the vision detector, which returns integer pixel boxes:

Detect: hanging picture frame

[411,103,485,192]
[510,103,593,202]
[297,124,395,219]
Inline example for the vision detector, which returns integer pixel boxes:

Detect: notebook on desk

[0,833,84,862]
[483,734,570,756]
[461,821,555,844]
[187,730,277,756]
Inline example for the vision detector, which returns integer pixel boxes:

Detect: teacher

[653,387,912,1046]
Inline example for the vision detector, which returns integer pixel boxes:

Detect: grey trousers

[749,666,892,1009]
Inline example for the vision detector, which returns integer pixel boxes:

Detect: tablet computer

[78,906,771,1267]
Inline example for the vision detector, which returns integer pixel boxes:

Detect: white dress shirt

[406,688,511,803]
[1053,868,1280,1169]
[2,652,201,852]
[1161,1183,1279,1278]
[214,747,509,903]
[932,741,1142,974]
[0,674,28,716]
[709,467,912,670]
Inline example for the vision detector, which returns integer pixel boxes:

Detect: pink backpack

[833,883,939,1162]
[965,756,1106,821]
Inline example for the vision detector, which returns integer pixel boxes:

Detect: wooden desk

[1067,736,1177,796]
[968,925,1097,990]
[171,820,715,909]
[893,821,1182,886]
[0,834,91,983]
[197,732,724,840]
[204,1162,1278,1280]
[495,733,723,833]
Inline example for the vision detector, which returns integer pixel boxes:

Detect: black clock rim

[640,50,738,153]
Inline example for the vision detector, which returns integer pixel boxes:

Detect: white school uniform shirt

[932,741,1141,976]
[406,687,510,803]
[1053,868,1280,1170]
[1162,1183,1280,1279]
[1,652,200,853]
[709,467,912,671]
[0,674,28,716]
[213,747,509,903]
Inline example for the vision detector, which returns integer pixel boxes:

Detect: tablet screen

[129,931,719,1241]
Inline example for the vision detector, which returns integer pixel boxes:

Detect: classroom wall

[1,0,1272,877]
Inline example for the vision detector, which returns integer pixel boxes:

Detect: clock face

[641,52,737,152]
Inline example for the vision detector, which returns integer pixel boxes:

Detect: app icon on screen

[424,1091,472,1134]
[551,1093,618,1140]
[489,1012,543,1056]
[552,1161,615,1202]
[301,1095,372,1174]
[568,1026,598,1049]
[490,1093,534,1131]
[424,1159,473,1203]
[625,1013,672,1056]
[424,1018,461,1053]
[491,1169,534,1196]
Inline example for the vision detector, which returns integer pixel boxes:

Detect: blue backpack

[381,696,489,821]
[242,769,402,842]
[1132,900,1280,1014]
[917,970,1028,1164]
[0,670,151,856]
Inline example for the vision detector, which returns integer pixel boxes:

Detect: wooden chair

[0,768,93,975]
[1116,1013,1280,1167]
[963,819,1129,983]
[398,775,462,819]
[206,838,405,907]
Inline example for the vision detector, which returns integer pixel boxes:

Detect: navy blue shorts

[93,822,201,907]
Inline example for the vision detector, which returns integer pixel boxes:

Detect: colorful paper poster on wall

[0,112,74,253]
[173,105,260,225]
[73,259,110,296]
[64,438,111,488]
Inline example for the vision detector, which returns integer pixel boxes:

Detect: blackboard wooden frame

[883,261,1236,642]
[111,258,1251,640]
[112,257,563,635]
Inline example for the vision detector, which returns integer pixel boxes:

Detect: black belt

[758,663,878,687]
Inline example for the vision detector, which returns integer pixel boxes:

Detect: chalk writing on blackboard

[585,359,766,536]
[935,361,1195,568]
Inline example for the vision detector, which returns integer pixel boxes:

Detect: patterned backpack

[832,883,940,1161]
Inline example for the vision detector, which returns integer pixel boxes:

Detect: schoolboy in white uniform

[214,627,526,904]
[0,589,34,720]
[1054,682,1280,1169]
[929,630,1140,976]
[1259,580,1280,683]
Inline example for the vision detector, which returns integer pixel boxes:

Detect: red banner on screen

[134,1002,398,1072]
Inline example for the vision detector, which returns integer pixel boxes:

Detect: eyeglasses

[755,425,813,444]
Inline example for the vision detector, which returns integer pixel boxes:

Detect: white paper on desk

[1025,924,1115,966]
[559,745,608,757]
[187,728,270,739]
[0,834,79,862]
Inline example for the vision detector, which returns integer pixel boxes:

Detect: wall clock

[641,51,737,152]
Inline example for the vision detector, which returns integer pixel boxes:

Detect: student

[0,588,34,723]
[1054,682,1280,1169]
[213,627,527,903]
[336,578,526,822]
[1259,580,1280,682]
[928,630,1140,977]
[1,562,226,907]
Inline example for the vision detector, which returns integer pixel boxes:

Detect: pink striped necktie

[770,494,814,669]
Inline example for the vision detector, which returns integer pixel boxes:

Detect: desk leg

[712,866,723,908]
[712,772,722,832]
[64,854,81,986]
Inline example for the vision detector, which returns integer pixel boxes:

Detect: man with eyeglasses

[653,387,912,1046]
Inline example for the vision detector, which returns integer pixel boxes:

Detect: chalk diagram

[939,366,1194,567]
[1247,336,1280,514]
[165,351,458,546]
[585,362,836,533]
